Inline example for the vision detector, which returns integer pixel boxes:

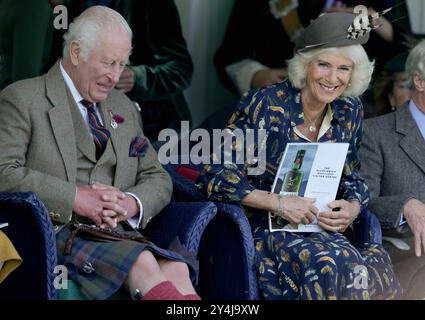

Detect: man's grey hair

[287,45,374,97]
[63,6,132,61]
[405,40,425,90]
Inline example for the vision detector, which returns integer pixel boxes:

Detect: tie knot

[81,99,95,111]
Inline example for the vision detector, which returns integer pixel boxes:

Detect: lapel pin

[108,110,125,129]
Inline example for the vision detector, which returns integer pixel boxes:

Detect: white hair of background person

[405,39,425,90]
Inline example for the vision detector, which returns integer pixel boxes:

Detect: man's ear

[413,73,425,92]
[69,40,81,66]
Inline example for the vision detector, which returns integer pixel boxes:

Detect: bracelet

[277,193,284,217]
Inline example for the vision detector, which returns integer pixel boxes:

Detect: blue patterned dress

[197,80,401,299]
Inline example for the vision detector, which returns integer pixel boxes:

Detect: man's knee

[132,250,160,275]
[160,260,190,279]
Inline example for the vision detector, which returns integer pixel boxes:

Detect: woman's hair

[287,45,374,97]
[373,72,401,115]
[405,40,425,89]
[62,6,132,61]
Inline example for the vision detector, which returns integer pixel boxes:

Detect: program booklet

[269,142,349,232]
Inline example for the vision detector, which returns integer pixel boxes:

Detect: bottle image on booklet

[281,149,305,195]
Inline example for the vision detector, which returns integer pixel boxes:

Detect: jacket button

[81,261,95,274]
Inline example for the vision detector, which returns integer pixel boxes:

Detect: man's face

[73,31,132,103]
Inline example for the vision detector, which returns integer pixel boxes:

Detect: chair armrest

[0,192,57,300]
[154,165,259,299]
[144,201,259,300]
[143,201,217,256]
[164,164,205,202]
[352,208,383,247]
[209,202,259,300]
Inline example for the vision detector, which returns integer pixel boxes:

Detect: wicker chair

[0,192,57,300]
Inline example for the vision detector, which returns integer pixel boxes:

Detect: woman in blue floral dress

[197,11,401,299]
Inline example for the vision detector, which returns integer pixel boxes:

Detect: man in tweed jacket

[0,6,199,300]
[359,41,425,299]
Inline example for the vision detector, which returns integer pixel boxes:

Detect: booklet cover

[268,142,349,232]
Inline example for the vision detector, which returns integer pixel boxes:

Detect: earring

[348,83,352,87]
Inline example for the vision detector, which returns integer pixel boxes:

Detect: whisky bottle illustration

[281,149,305,195]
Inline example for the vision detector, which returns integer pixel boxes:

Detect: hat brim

[294,12,370,54]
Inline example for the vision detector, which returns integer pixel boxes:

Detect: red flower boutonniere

[108,110,125,129]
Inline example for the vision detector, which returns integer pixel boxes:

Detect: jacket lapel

[46,61,77,182]
[397,104,425,175]
[99,98,129,185]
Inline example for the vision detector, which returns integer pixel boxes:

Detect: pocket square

[129,135,149,157]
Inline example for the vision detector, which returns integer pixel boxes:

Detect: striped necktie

[80,100,111,160]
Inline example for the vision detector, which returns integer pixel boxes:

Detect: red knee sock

[142,281,185,300]
[184,294,201,300]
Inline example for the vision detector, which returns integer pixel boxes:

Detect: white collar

[59,61,85,105]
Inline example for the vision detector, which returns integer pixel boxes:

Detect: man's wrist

[123,194,139,218]
[402,198,418,220]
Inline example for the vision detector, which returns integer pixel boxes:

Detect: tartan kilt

[56,226,197,300]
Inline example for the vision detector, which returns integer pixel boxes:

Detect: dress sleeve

[196,89,269,203]
[337,97,371,212]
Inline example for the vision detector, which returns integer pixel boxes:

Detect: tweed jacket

[359,104,425,229]
[0,62,172,229]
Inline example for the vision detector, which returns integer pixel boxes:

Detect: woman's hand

[317,200,360,232]
[275,196,318,225]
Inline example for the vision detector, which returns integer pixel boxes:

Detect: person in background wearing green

[0,0,54,91]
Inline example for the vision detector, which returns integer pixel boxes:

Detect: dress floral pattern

[197,80,401,299]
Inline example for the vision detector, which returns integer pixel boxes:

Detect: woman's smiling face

[303,52,354,106]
